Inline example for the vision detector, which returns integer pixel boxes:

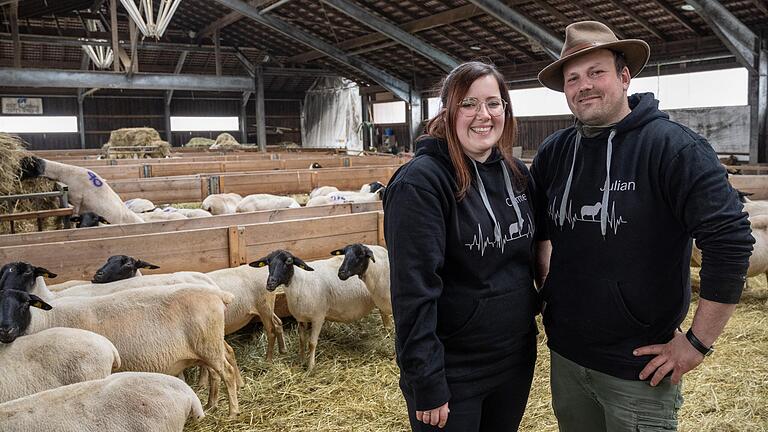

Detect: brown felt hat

[538,21,650,92]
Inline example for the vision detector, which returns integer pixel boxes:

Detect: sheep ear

[34,267,57,279]
[249,259,268,268]
[364,247,375,263]
[28,295,52,310]
[292,257,314,271]
[330,248,345,256]
[136,260,160,270]
[98,216,110,224]
[70,216,81,223]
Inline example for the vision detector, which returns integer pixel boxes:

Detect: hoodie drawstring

[558,130,616,236]
[471,159,521,243]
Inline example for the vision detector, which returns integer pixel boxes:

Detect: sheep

[70,212,109,228]
[174,208,212,218]
[0,372,204,431]
[744,200,768,216]
[306,190,384,207]
[309,185,339,199]
[206,265,287,361]
[0,286,241,417]
[331,243,392,329]
[360,181,386,194]
[250,250,374,371]
[91,254,160,283]
[201,193,242,215]
[0,327,121,403]
[140,208,189,222]
[580,201,602,221]
[692,214,768,290]
[0,261,216,302]
[46,279,89,291]
[19,157,144,224]
[236,194,301,212]
[124,198,156,213]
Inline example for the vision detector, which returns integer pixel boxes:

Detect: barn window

[170,116,239,132]
[372,101,405,124]
[0,116,78,133]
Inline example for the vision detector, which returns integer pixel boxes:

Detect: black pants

[402,360,535,432]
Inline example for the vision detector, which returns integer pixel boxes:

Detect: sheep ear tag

[330,249,344,256]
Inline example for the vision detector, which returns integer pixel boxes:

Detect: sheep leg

[254,302,278,361]
[224,341,244,389]
[204,347,240,418]
[204,367,221,411]
[380,310,394,330]
[307,318,325,372]
[297,321,307,360]
[272,313,287,354]
[197,366,209,387]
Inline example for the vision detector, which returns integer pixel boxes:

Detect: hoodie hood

[414,136,504,166]
[616,92,668,134]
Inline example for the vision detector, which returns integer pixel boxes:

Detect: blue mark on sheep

[87,171,103,187]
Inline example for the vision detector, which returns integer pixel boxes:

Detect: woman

[383,62,539,431]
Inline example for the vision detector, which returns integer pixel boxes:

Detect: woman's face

[453,74,505,162]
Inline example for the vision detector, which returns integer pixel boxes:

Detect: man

[530,21,754,431]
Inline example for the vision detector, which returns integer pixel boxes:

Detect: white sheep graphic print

[547,181,634,236]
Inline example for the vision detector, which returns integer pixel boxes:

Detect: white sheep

[140,208,189,222]
[174,208,212,218]
[0,285,240,417]
[306,190,383,207]
[332,243,392,329]
[0,372,204,431]
[692,214,768,290]
[19,157,144,224]
[201,193,242,215]
[0,327,121,403]
[743,200,768,216]
[124,198,156,213]
[250,250,374,371]
[236,194,301,212]
[309,185,339,199]
[360,181,386,194]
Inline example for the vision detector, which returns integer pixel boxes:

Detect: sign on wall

[2,97,43,115]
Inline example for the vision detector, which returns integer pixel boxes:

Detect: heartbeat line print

[548,198,628,235]
[464,214,534,256]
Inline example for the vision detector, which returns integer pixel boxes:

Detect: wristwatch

[685,328,714,357]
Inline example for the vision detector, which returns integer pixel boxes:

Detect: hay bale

[184,137,215,148]
[0,133,61,234]
[107,127,161,147]
[209,133,242,151]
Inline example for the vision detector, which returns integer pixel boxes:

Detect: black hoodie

[530,93,753,380]
[383,137,538,410]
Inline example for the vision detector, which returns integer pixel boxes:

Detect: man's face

[563,49,630,126]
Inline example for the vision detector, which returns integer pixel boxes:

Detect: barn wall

[3,94,304,150]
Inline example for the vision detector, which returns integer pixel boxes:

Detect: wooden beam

[573,0,626,39]
[197,0,270,41]
[110,0,119,72]
[287,3,485,63]
[9,1,20,68]
[606,0,666,40]
[320,0,460,72]
[651,0,704,36]
[128,19,138,75]
[214,29,222,76]
[255,64,266,152]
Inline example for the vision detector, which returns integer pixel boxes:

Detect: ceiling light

[469,46,482,51]
[681,4,696,11]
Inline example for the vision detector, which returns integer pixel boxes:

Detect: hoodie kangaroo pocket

[542,270,649,345]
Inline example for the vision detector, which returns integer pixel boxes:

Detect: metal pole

[255,65,267,152]
[77,95,86,149]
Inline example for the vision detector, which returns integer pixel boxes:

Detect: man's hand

[633,329,704,386]
[416,402,450,428]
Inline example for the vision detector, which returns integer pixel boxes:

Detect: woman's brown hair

[421,61,522,200]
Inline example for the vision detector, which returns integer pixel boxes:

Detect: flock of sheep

[19,155,386,227]
[0,155,394,431]
[0,244,392,430]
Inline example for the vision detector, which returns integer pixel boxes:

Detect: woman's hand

[416,402,450,428]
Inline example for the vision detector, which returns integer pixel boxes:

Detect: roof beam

[287,4,485,63]
[0,68,255,92]
[573,1,626,39]
[211,0,411,102]
[319,0,460,72]
[466,0,563,60]
[9,1,21,68]
[605,0,666,41]
[685,0,758,71]
[651,0,703,36]
[197,0,270,41]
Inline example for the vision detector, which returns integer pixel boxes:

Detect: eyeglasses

[457,97,507,117]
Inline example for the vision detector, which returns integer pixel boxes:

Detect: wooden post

[214,29,222,77]
[255,64,267,152]
[10,1,20,68]
[111,0,120,72]
[228,225,247,267]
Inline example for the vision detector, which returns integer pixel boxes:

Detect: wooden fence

[0,211,384,283]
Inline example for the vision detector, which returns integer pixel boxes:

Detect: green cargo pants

[550,350,684,431]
